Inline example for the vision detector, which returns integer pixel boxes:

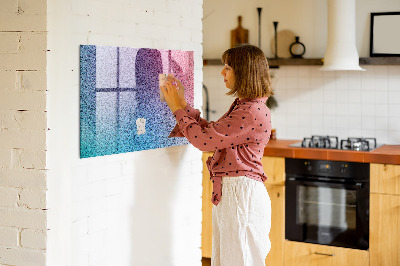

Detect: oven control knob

[340,164,347,174]
[304,162,312,171]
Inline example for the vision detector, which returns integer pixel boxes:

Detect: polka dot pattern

[170,97,272,205]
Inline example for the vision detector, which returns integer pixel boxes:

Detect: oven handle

[314,252,335,257]
[286,177,364,189]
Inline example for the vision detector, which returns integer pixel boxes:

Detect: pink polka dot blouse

[169,97,272,206]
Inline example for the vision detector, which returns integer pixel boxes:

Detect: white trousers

[212,176,271,266]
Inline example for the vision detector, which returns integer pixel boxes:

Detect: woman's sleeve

[168,104,210,137]
[171,107,256,152]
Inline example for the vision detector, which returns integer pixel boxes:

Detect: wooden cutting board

[231,16,249,48]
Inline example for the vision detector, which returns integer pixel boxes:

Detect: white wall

[46,0,203,266]
[0,0,48,265]
[271,65,400,144]
[203,0,400,58]
[204,0,326,59]
[203,0,400,145]
[204,65,400,144]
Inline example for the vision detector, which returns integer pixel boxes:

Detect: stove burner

[295,136,379,151]
[340,137,377,151]
[301,135,339,149]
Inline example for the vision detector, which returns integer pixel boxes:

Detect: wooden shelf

[203,58,323,67]
[203,57,400,67]
[268,58,322,67]
[359,57,400,65]
[202,59,223,66]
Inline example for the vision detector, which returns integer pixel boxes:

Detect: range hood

[320,0,365,71]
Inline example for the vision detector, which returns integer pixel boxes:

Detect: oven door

[285,177,369,250]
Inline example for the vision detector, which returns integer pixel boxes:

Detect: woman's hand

[161,76,186,114]
[174,78,187,108]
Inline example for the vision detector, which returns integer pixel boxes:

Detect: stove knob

[305,162,312,171]
[340,164,347,174]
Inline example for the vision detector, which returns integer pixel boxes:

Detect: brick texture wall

[1,0,203,265]
[46,0,203,266]
[0,0,48,265]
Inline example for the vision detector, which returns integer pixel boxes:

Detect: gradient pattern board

[80,45,194,158]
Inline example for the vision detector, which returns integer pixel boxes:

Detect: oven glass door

[286,179,369,250]
[298,185,356,239]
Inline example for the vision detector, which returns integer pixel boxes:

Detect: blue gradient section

[80,45,97,158]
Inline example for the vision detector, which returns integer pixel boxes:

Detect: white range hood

[320,0,365,71]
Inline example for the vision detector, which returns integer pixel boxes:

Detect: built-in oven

[285,158,370,250]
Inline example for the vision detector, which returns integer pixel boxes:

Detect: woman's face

[220,64,235,89]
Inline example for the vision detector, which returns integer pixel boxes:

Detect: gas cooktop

[289,135,382,151]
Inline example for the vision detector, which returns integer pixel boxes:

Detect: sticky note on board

[136,118,146,135]
[159,73,175,102]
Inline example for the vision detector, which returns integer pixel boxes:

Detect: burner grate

[301,135,339,149]
[340,137,377,151]
[296,136,378,151]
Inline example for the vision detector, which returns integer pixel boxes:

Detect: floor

[202,257,211,266]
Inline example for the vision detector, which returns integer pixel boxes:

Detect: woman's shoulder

[245,99,271,122]
[229,100,269,123]
[240,98,269,112]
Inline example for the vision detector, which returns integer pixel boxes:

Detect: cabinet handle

[314,252,335,257]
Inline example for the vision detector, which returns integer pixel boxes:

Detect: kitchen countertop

[263,139,400,165]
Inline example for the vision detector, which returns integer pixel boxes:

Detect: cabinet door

[202,152,213,258]
[264,184,284,266]
[370,193,400,266]
[284,241,369,266]
[262,156,285,185]
[370,163,400,195]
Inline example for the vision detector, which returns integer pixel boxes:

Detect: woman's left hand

[161,76,185,114]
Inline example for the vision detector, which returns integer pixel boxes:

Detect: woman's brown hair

[221,44,273,99]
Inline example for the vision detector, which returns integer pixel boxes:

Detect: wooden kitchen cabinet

[370,163,400,266]
[264,184,285,266]
[284,241,369,266]
[370,163,400,195]
[201,154,286,266]
[202,152,213,258]
[370,193,400,266]
[262,156,285,266]
[261,156,285,185]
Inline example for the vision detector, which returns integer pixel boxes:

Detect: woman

[162,44,273,266]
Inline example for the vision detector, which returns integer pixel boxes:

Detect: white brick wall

[0,227,19,247]
[0,0,48,265]
[21,229,47,250]
[0,187,19,208]
[2,0,203,264]
[46,1,203,266]
[0,169,47,189]
[0,247,46,266]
